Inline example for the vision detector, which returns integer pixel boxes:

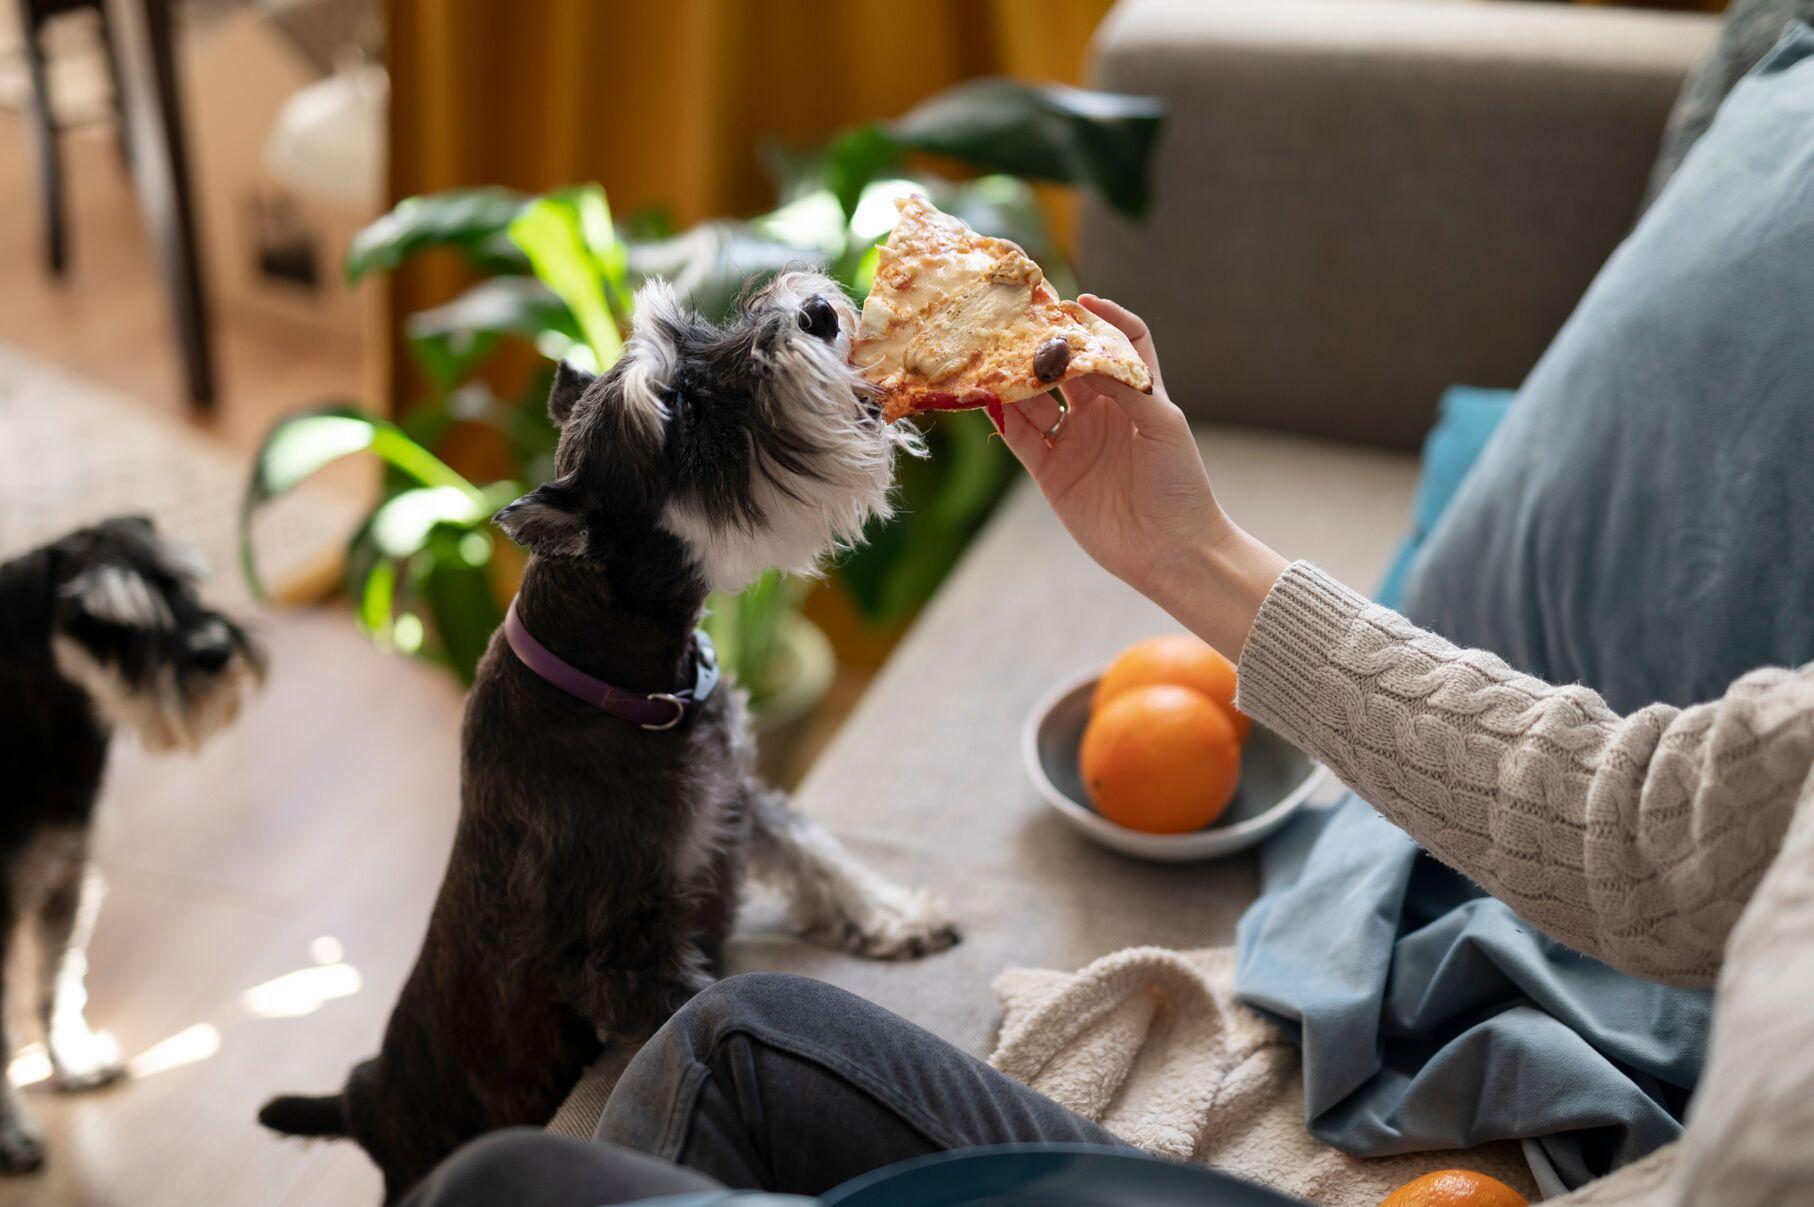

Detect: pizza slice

[853,195,1153,424]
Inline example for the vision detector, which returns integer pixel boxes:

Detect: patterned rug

[0,343,364,608]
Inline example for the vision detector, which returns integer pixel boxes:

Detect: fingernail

[984,399,1005,433]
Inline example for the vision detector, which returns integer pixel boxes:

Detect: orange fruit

[1094,634,1251,743]
[1380,1170,1527,1207]
[1079,684,1242,834]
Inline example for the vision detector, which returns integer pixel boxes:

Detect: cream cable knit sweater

[1234,563,1814,1204]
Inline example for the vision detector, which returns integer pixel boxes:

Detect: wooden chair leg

[94,4,135,167]
[101,0,216,411]
[16,0,68,276]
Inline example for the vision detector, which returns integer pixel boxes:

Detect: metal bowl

[1022,667,1326,862]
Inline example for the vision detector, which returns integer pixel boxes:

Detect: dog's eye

[798,296,839,343]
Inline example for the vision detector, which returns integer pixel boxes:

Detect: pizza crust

[854,195,1152,423]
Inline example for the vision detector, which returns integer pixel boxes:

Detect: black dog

[0,516,263,1171]
[260,273,958,1201]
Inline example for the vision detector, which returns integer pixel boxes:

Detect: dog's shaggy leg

[0,1089,42,1177]
[749,790,958,959]
[0,910,43,1173]
[36,862,123,1092]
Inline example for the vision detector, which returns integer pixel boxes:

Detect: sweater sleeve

[1233,562,1814,988]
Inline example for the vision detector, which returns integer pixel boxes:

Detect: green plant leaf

[240,405,482,599]
[346,187,530,282]
[702,571,806,707]
[887,80,1163,218]
[764,125,904,216]
[508,194,625,370]
[406,277,581,388]
[835,411,1014,625]
[750,189,849,258]
[420,533,503,684]
[401,376,559,485]
[246,407,479,503]
[625,223,822,323]
[357,557,398,637]
[824,124,902,220]
[367,485,494,558]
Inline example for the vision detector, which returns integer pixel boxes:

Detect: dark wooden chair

[15,0,215,409]
[15,0,131,274]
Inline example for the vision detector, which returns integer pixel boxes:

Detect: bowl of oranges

[1022,634,1327,862]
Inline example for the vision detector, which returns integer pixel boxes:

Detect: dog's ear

[494,476,588,558]
[547,360,597,429]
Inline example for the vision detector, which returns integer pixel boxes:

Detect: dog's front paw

[834,883,960,960]
[50,1028,126,1092]
[0,1116,44,1174]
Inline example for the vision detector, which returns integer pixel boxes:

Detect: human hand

[992,297,1285,657]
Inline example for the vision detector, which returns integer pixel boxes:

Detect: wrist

[1154,519,1288,660]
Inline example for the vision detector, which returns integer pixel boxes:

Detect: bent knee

[674,972,849,1037]
[408,1129,562,1206]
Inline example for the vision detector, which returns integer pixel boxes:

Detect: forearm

[1222,562,1812,987]
[1150,518,1288,663]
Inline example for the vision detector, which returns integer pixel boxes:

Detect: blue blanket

[1235,795,1710,1189]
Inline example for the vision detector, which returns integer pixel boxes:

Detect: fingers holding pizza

[847,196,1285,658]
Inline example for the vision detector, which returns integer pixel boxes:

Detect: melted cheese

[855,196,1150,422]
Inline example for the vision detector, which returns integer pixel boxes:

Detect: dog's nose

[798,296,840,343]
[188,622,234,671]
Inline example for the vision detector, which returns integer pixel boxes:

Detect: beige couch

[554,0,1717,1135]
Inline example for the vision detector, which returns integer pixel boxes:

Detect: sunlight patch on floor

[7,937,364,1090]
[240,963,363,1019]
[126,1023,221,1079]
[8,1043,50,1088]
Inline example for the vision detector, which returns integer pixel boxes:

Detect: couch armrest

[1080,0,1717,449]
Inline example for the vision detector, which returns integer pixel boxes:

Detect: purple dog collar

[503,598,719,731]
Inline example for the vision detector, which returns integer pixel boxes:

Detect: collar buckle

[640,693,688,732]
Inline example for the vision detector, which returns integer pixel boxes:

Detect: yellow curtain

[384,0,1116,408]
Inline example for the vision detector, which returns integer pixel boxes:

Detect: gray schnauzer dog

[259,272,958,1201]
[0,516,264,1171]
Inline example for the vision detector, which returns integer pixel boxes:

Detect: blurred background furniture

[14,0,129,273]
[1080,0,1720,450]
[102,0,213,407]
[12,0,215,407]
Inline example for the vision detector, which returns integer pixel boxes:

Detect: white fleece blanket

[989,946,1538,1206]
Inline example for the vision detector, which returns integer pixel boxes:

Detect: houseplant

[241,80,1161,752]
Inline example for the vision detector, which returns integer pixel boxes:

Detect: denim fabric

[597,973,1128,1195]
[1236,795,1709,1190]
[398,1129,764,1207]
[403,973,1140,1207]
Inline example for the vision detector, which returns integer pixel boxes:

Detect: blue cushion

[1402,25,1814,713]
[1374,386,1515,610]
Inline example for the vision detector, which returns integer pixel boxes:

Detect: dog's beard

[51,627,261,754]
[664,276,926,593]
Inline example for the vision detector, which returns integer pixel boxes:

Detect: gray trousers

[401,972,1126,1205]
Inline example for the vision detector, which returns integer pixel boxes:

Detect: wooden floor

[1,114,446,1204]
[0,116,366,452]
[27,613,464,1207]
